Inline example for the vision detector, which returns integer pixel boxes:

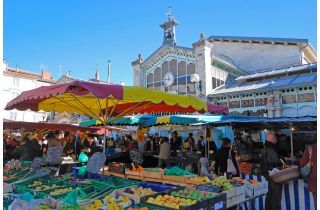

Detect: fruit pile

[170,189,217,201]
[147,195,197,209]
[127,207,148,210]
[86,195,133,210]
[34,184,63,191]
[233,177,259,184]
[238,162,253,174]
[130,164,143,173]
[188,176,210,183]
[124,186,154,197]
[49,187,74,196]
[28,181,43,187]
[208,176,235,190]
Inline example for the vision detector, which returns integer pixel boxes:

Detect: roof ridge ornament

[160,6,179,46]
[200,33,206,41]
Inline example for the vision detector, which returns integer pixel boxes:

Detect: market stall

[5,81,228,154]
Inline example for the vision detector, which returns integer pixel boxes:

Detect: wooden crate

[109,172,127,179]
[125,169,141,176]
[163,180,186,187]
[126,174,142,181]
[141,169,163,179]
[142,177,164,184]
[162,175,186,184]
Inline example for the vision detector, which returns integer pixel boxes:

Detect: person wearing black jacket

[261,132,282,210]
[13,133,42,161]
[170,131,182,155]
[214,138,239,176]
[64,131,80,159]
[80,134,100,157]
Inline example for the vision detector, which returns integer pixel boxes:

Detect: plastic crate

[138,182,177,193]
[141,191,210,210]
[14,178,73,194]
[91,176,138,189]
[125,203,166,210]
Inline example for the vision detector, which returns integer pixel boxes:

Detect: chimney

[107,60,111,84]
[41,70,51,80]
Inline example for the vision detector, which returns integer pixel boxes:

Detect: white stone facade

[2,64,55,122]
[132,16,317,117]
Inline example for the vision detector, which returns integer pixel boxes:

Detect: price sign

[86,152,106,174]
[46,146,63,164]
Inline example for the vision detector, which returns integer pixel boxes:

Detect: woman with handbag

[214,138,239,177]
[300,143,317,209]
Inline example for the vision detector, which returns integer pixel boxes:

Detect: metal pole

[107,60,111,84]
[204,125,207,158]
[289,122,294,161]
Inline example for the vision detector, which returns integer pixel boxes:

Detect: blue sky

[4,0,316,85]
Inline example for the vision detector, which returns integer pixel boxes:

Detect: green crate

[14,178,70,194]
[91,177,138,189]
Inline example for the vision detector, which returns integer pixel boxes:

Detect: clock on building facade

[163,72,175,87]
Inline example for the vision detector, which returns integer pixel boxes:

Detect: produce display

[188,176,210,184]
[49,187,74,196]
[127,207,149,210]
[238,162,253,174]
[164,167,194,176]
[170,189,218,201]
[207,176,235,190]
[146,195,197,209]
[233,177,259,184]
[34,184,62,191]
[129,164,144,173]
[86,195,133,210]
[123,186,154,197]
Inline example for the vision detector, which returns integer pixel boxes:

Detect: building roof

[55,74,117,85]
[208,72,317,96]
[236,63,317,81]
[4,67,56,83]
[208,35,309,45]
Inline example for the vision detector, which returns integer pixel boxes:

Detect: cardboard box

[223,188,236,199]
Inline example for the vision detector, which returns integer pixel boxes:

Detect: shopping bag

[227,149,237,175]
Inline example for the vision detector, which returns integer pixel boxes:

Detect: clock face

[163,72,175,87]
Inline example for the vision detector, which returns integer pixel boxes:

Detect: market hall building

[132,13,317,118]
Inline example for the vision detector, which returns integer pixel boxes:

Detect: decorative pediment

[142,45,195,72]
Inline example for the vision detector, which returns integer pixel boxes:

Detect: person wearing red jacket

[300,143,317,208]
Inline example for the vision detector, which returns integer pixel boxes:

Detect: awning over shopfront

[3,119,99,133]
